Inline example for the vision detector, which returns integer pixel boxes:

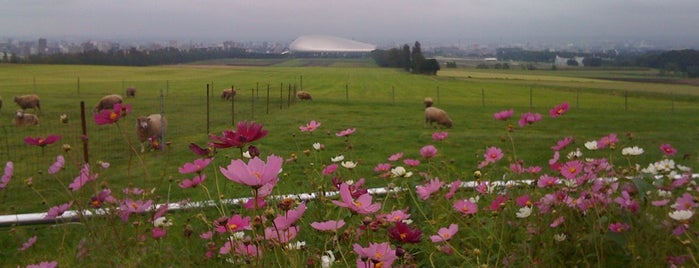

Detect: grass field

[1,60,698,267]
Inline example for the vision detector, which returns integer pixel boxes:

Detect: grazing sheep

[14,94,41,114]
[221,87,236,100]
[423,97,433,108]
[425,107,452,128]
[126,87,136,98]
[94,94,123,113]
[136,114,167,152]
[0,96,3,112]
[296,90,312,101]
[14,110,39,126]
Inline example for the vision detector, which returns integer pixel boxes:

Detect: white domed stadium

[289,35,376,53]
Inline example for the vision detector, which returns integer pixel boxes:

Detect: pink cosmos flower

[89,189,114,208]
[560,160,583,180]
[210,120,268,149]
[24,135,62,147]
[416,178,445,200]
[550,216,565,228]
[310,220,346,232]
[19,236,37,251]
[614,191,639,213]
[489,194,509,211]
[119,199,153,222]
[45,201,73,219]
[0,161,13,190]
[374,163,391,173]
[220,241,262,258]
[538,175,560,188]
[68,164,98,192]
[331,182,381,214]
[453,199,478,215]
[323,163,338,175]
[178,158,212,174]
[388,152,403,161]
[597,133,618,149]
[445,180,461,199]
[515,195,532,207]
[335,128,356,137]
[220,155,282,189]
[299,120,321,132]
[673,193,698,210]
[551,136,574,151]
[430,223,458,242]
[518,112,542,127]
[388,221,423,244]
[660,143,677,156]
[273,203,307,230]
[484,146,503,163]
[26,261,58,268]
[608,222,630,233]
[403,159,420,167]
[353,242,397,268]
[264,225,299,243]
[420,145,438,159]
[179,174,206,188]
[493,109,514,120]
[383,209,411,223]
[549,102,569,118]
[215,214,252,233]
[94,103,131,125]
[152,227,167,239]
[432,131,448,141]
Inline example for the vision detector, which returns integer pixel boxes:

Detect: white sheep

[14,94,41,114]
[221,87,236,100]
[425,106,452,128]
[423,97,434,108]
[297,90,312,100]
[94,94,123,113]
[136,114,167,152]
[14,110,39,126]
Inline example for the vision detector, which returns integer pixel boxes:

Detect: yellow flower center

[228,224,237,230]
[443,233,451,239]
[253,172,262,180]
[353,201,363,207]
[400,233,407,240]
[109,112,118,120]
[568,167,577,174]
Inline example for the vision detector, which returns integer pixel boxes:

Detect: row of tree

[370,41,440,75]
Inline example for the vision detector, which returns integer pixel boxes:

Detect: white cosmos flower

[341,161,357,169]
[242,150,251,159]
[669,210,694,221]
[286,241,306,250]
[231,231,246,240]
[553,233,567,242]
[469,196,480,204]
[621,146,644,156]
[655,159,675,173]
[677,164,692,172]
[321,250,335,268]
[390,166,412,178]
[584,141,598,150]
[331,155,344,162]
[312,142,324,151]
[153,217,172,227]
[516,206,532,218]
[567,148,582,159]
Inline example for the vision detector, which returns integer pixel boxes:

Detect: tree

[402,44,411,71]
[566,59,579,66]
[411,41,425,74]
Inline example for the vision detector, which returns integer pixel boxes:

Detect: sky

[2,0,699,47]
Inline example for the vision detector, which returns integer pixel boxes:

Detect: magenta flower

[453,199,478,215]
[489,194,509,211]
[219,155,283,189]
[264,226,299,243]
[310,219,346,232]
[24,135,61,147]
[383,209,411,222]
[353,242,397,268]
[445,180,461,199]
[518,112,542,127]
[493,108,514,120]
[551,136,574,151]
[152,227,167,239]
[90,189,114,208]
[19,236,37,251]
[538,175,560,188]
[660,143,677,156]
[388,152,403,161]
[299,120,321,132]
[179,174,206,188]
[420,145,438,159]
[515,195,532,207]
[374,163,391,173]
[26,261,58,268]
[188,142,214,157]
[45,201,73,219]
[403,159,420,167]
[210,120,268,149]
[119,199,153,222]
[484,146,503,163]
[430,223,458,242]
[323,163,338,175]
[597,133,618,149]
[608,222,630,233]
[48,155,65,174]
[0,161,13,190]
[673,193,698,210]
[388,221,423,244]
[68,164,98,192]
[432,131,448,141]
[273,203,307,230]
[94,103,131,125]
[614,191,639,213]
[215,214,252,233]
[335,127,356,137]
[560,160,583,180]
[549,102,569,118]
[550,216,565,228]
[331,182,381,214]
[416,178,445,200]
[178,158,212,174]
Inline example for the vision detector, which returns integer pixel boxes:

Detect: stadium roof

[289,35,376,53]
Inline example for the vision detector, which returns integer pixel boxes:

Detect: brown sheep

[14,110,39,126]
[425,107,452,128]
[14,94,41,114]
[0,96,3,113]
[297,90,312,101]
[136,114,167,152]
[221,87,236,100]
[423,97,433,108]
[94,94,123,113]
[126,87,136,98]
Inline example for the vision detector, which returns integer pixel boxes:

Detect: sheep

[221,87,236,100]
[14,110,39,126]
[296,90,312,101]
[14,94,41,114]
[94,94,123,113]
[425,106,452,128]
[0,96,3,113]
[423,97,433,108]
[126,87,136,98]
[136,114,167,152]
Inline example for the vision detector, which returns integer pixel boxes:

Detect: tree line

[370,41,440,75]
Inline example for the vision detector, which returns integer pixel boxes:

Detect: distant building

[554,55,584,66]
[289,35,376,56]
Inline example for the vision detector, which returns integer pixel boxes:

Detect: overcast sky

[2,0,698,47]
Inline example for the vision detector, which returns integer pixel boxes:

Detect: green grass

[1,61,698,267]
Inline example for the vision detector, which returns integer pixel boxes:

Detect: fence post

[256,82,259,99]
[206,84,210,134]
[159,89,165,152]
[481,88,485,108]
[231,91,236,126]
[80,101,89,164]
[287,84,292,108]
[625,90,628,111]
[266,84,270,114]
[576,89,580,108]
[251,88,255,119]
[280,82,283,110]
